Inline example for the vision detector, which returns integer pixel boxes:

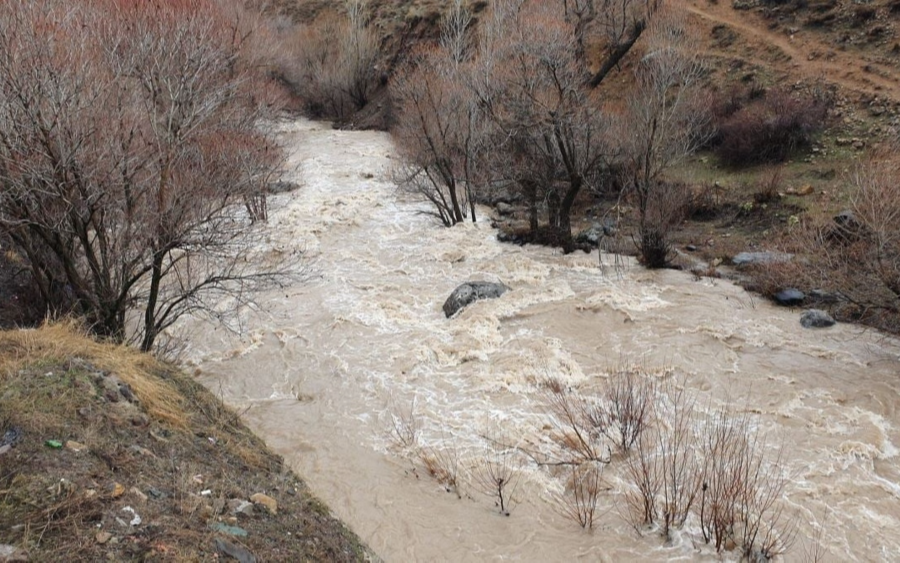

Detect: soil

[0,324,374,562]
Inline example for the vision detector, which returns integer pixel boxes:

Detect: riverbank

[0,322,373,562]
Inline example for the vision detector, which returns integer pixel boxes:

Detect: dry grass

[0,322,371,561]
[0,320,187,427]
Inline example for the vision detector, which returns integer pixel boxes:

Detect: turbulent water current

[182,119,900,562]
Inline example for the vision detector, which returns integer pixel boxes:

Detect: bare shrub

[472,446,520,516]
[278,1,378,119]
[698,406,794,557]
[655,384,701,538]
[716,87,829,167]
[597,369,655,454]
[419,443,462,497]
[387,396,420,449]
[623,426,662,529]
[552,462,604,529]
[545,389,612,465]
[753,168,783,205]
[759,152,900,333]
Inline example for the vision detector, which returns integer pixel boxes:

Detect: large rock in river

[442,282,510,318]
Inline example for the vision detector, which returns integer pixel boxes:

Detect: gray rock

[686,244,698,252]
[732,251,793,266]
[496,202,515,216]
[228,498,255,516]
[800,309,836,328]
[210,523,248,537]
[574,221,617,247]
[774,288,805,306]
[443,282,510,318]
[215,538,257,563]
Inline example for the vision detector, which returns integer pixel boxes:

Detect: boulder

[774,288,805,306]
[574,221,616,247]
[732,251,793,266]
[800,309,836,328]
[442,282,510,318]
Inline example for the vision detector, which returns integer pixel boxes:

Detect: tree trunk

[558,177,582,253]
[141,250,164,352]
[588,20,646,89]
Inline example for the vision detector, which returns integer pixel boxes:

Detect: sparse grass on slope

[0,322,373,562]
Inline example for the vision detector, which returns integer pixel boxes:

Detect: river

[181,119,900,562]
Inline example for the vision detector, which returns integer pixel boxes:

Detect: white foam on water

[179,119,900,563]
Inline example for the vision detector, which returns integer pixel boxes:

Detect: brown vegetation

[0,323,369,561]
[0,0,296,351]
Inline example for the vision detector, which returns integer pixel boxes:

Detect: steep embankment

[0,323,372,562]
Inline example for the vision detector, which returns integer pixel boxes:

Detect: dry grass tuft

[0,320,187,427]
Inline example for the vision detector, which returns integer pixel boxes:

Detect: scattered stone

[179,493,204,515]
[1,427,23,448]
[111,483,125,498]
[129,413,149,427]
[686,244,698,252]
[249,493,278,515]
[800,309,836,328]
[774,288,805,306]
[0,445,11,456]
[95,532,112,545]
[210,523,249,538]
[796,184,814,196]
[228,499,255,517]
[0,545,27,562]
[129,487,148,503]
[214,538,257,563]
[121,506,141,526]
[147,486,168,500]
[65,440,86,452]
[127,445,155,458]
[118,383,136,403]
[732,251,793,266]
[442,282,510,318]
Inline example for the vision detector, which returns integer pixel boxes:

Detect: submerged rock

[800,309,836,328]
[774,288,805,306]
[442,282,510,318]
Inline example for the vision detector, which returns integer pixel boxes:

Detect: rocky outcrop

[442,282,510,318]
[800,309,836,328]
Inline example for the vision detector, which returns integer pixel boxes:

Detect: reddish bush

[715,88,829,166]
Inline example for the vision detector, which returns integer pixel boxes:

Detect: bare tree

[391,48,483,226]
[277,1,378,119]
[618,11,712,267]
[441,0,475,66]
[0,0,293,351]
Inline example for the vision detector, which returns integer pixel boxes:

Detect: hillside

[0,323,372,562]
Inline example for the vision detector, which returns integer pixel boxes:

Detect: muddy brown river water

[181,120,900,562]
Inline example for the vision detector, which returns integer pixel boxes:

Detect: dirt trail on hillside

[682,0,900,100]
